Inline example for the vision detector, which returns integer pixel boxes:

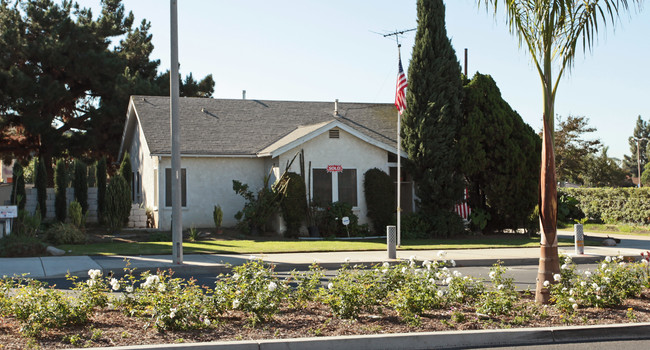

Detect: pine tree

[34,157,48,218]
[96,157,107,223]
[623,116,650,176]
[401,0,464,237]
[54,159,67,222]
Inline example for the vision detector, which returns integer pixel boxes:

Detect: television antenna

[373,28,416,51]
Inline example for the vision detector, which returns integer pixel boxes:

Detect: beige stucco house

[117,95,414,232]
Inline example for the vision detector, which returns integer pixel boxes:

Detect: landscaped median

[1,252,650,349]
[57,235,576,256]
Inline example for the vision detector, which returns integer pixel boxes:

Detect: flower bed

[1,252,650,349]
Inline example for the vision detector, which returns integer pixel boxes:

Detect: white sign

[0,206,18,219]
[341,216,350,226]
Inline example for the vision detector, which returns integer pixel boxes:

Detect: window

[338,169,357,206]
[312,169,332,206]
[312,168,357,207]
[165,168,187,207]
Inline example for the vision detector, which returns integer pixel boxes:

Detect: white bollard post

[574,224,584,255]
[387,225,396,259]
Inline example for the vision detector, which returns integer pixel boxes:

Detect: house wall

[155,156,266,230]
[278,127,390,227]
[129,117,158,226]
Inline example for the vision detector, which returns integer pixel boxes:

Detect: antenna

[376,28,416,53]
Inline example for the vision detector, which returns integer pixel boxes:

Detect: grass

[558,222,650,235]
[58,235,576,256]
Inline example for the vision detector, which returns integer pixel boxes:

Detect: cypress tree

[120,152,133,203]
[10,162,26,210]
[459,73,541,232]
[96,157,107,223]
[401,0,464,237]
[34,157,48,218]
[73,160,88,214]
[54,159,67,222]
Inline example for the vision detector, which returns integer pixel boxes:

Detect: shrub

[115,270,216,331]
[68,201,85,228]
[96,157,107,223]
[15,209,42,237]
[557,193,584,223]
[559,187,650,224]
[217,260,288,324]
[363,168,395,234]
[10,162,26,210]
[0,234,46,257]
[46,222,86,245]
[7,278,92,337]
[213,205,223,230]
[34,157,48,219]
[232,176,281,234]
[105,175,131,233]
[315,201,360,237]
[278,172,307,237]
[54,159,67,222]
[549,255,646,313]
[401,212,431,239]
[73,160,88,214]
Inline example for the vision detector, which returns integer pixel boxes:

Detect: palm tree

[477,0,641,303]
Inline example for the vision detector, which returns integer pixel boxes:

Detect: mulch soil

[3,291,650,349]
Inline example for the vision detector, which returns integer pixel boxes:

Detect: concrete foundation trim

[89,322,650,350]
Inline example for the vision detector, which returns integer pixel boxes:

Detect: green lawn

[59,236,575,256]
[558,222,650,235]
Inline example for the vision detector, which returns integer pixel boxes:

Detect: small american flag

[394,58,407,114]
[455,188,471,221]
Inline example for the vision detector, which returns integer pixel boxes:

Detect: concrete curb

[86,322,650,350]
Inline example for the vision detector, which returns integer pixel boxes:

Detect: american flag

[394,58,407,114]
[454,188,472,221]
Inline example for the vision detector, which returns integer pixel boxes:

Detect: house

[117,95,415,232]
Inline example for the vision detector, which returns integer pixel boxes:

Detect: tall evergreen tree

[554,116,601,184]
[623,116,650,177]
[10,162,26,210]
[401,0,464,237]
[73,160,88,214]
[459,73,541,233]
[34,157,48,218]
[96,157,107,223]
[120,152,132,188]
[54,159,67,222]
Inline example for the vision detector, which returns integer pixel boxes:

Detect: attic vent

[329,129,340,139]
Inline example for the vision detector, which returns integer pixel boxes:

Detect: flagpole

[396,44,402,248]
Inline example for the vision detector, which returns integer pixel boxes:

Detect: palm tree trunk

[535,112,560,304]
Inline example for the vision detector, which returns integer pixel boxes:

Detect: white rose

[543,280,550,287]
[268,281,277,292]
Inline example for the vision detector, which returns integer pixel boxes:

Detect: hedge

[559,187,650,225]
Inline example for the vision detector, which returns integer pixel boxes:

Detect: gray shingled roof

[129,96,398,156]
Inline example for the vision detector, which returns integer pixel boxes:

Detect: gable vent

[329,129,340,139]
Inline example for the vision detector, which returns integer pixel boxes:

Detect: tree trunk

[535,114,560,303]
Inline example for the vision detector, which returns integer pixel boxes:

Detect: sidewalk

[1,231,649,279]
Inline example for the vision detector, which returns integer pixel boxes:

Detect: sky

[76,0,650,161]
